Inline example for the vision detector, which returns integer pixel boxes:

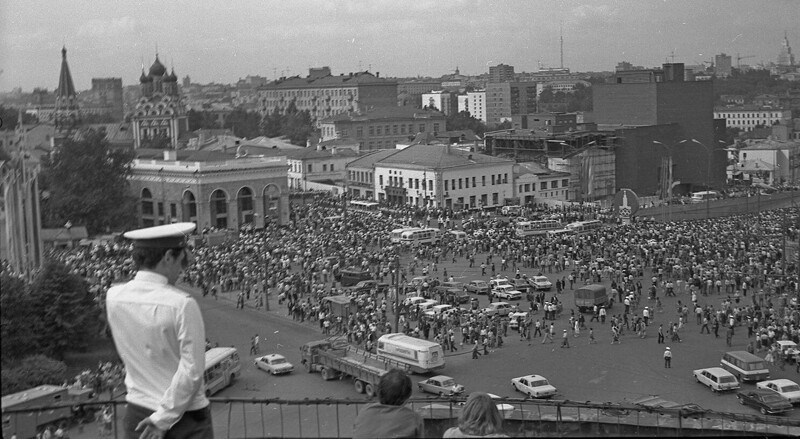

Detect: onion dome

[139,69,152,83]
[149,55,167,77]
[165,68,178,82]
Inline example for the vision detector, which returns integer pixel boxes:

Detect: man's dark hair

[132,247,184,270]
[377,369,412,406]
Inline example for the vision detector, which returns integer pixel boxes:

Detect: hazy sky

[1,0,797,92]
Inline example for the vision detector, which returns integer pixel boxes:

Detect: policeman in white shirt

[107,223,212,439]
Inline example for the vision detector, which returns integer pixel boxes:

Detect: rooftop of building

[713,105,792,112]
[259,71,395,90]
[319,106,445,123]
[739,138,800,150]
[134,148,235,161]
[346,148,401,168]
[515,161,570,178]
[376,143,512,171]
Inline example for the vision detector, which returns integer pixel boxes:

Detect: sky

[0,0,798,92]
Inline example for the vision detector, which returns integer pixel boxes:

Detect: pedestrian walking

[664,347,672,368]
[472,341,481,359]
[561,329,570,348]
[589,327,596,344]
[657,324,665,344]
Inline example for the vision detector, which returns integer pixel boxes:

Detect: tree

[0,105,38,130]
[39,129,137,235]
[446,111,488,137]
[28,261,100,360]
[0,273,38,364]
[1,355,67,395]
[224,109,261,139]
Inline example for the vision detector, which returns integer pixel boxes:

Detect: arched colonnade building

[129,150,289,230]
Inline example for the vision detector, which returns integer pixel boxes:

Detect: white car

[693,367,740,392]
[511,374,557,399]
[530,276,553,291]
[509,311,528,330]
[405,296,427,307]
[424,304,455,318]
[254,354,294,375]
[482,301,512,317]
[417,375,465,396]
[757,379,800,404]
[488,278,512,290]
[492,285,522,301]
[418,299,439,312]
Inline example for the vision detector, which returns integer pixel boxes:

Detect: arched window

[210,189,228,228]
[237,187,254,226]
[141,188,154,215]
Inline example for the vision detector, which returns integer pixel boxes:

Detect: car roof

[519,374,545,380]
[761,379,798,386]
[428,375,453,381]
[264,353,285,360]
[695,367,732,374]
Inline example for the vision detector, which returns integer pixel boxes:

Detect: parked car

[492,285,522,301]
[254,354,294,375]
[351,280,389,293]
[511,374,557,399]
[465,280,490,295]
[693,367,740,392]
[418,299,439,312]
[511,278,533,294]
[417,375,465,396]
[489,278,512,290]
[509,311,528,331]
[776,341,800,363]
[482,302,512,317]
[736,390,794,415]
[530,275,553,291]
[405,296,427,307]
[757,379,800,404]
[424,304,456,319]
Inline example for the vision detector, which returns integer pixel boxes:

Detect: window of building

[393,125,398,134]
[503,173,508,183]
[472,177,476,187]
[433,123,440,132]
[482,175,486,186]
[376,126,382,135]
[331,164,335,171]
[464,178,468,189]
[540,182,547,191]
[414,178,419,189]
[419,124,425,132]
[445,180,449,191]
[408,177,413,188]
[429,180,433,190]
[369,126,375,136]
[323,164,327,172]
[356,127,363,138]
[491,175,495,185]
[400,125,406,134]
[492,193,498,205]
[170,203,177,218]
[307,164,312,173]
[562,178,569,187]
[458,178,463,189]
[524,183,530,192]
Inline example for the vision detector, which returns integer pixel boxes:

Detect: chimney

[376,72,380,78]
[163,150,177,161]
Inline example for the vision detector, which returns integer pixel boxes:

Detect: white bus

[515,220,563,237]
[565,220,603,235]
[390,227,420,244]
[349,200,380,213]
[691,190,721,203]
[204,347,242,396]
[376,333,445,373]
[399,227,442,246]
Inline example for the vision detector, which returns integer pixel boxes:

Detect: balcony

[4,396,800,438]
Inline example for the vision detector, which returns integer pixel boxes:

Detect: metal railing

[4,396,800,438]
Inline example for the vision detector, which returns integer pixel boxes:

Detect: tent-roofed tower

[53,46,81,132]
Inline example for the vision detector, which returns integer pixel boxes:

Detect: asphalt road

[198,251,800,423]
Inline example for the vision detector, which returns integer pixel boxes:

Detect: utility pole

[393,257,401,333]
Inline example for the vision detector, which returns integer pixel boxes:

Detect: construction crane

[736,53,755,68]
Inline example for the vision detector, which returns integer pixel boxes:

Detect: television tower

[560,24,564,69]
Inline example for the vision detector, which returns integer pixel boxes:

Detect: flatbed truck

[300,340,410,397]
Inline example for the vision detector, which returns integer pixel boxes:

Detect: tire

[365,383,375,397]
[304,361,312,373]
[321,368,335,381]
[354,380,365,394]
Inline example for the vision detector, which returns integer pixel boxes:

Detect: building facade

[317,107,446,151]
[131,55,188,149]
[514,162,571,204]
[88,78,124,121]
[421,90,457,116]
[485,82,538,127]
[258,67,397,121]
[285,147,359,191]
[345,149,399,200]
[373,144,515,209]
[715,54,732,78]
[129,150,289,230]
[489,64,515,83]
[713,106,793,132]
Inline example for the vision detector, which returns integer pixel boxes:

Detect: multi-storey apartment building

[317,107,446,151]
[485,82,538,126]
[713,106,793,132]
[489,64,515,83]
[258,67,397,121]
[421,90,457,115]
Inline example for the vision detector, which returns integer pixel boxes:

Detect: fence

[4,396,800,438]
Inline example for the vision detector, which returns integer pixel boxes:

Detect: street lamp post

[689,139,726,219]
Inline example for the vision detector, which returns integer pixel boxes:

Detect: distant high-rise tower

[715,53,732,77]
[53,46,81,132]
[777,32,795,66]
[489,64,515,83]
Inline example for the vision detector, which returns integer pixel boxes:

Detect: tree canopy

[39,129,137,235]
[188,105,316,146]
[445,111,488,137]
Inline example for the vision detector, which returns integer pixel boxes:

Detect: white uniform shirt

[107,270,209,431]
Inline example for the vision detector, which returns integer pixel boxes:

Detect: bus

[376,333,445,373]
[2,385,74,439]
[399,228,442,246]
[515,220,563,237]
[338,267,373,287]
[691,190,721,203]
[349,200,380,213]
[565,220,603,235]
[390,227,420,244]
[204,347,241,396]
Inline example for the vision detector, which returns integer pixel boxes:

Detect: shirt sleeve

[149,297,206,430]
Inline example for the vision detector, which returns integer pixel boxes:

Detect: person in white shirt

[107,223,212,439]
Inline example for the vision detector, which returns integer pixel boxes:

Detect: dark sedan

[736,390,793,415]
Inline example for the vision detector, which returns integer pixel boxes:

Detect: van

[720,351,770,382]
[691,190,721,203]
[377,333,445,373]
[338,267,372,287]
[693,367,740,392]
[448,230,467,242]
[574,284,611,312]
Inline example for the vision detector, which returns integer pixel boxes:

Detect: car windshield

[270,358,287,364]
[531,380,549,387]
[441,379,455,386]
[719,376,736,383]
[782,385,800,392]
